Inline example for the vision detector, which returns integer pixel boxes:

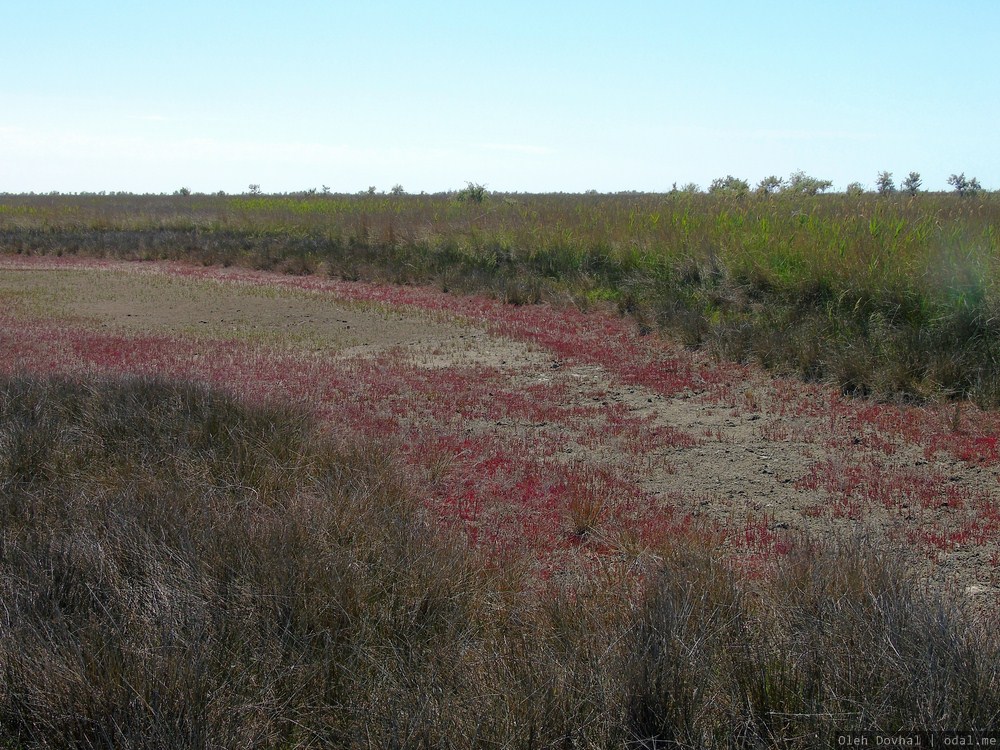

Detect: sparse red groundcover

[3,255,998,587]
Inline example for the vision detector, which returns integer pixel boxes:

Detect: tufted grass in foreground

[0,375,997,747]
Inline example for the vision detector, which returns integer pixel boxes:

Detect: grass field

[1,193,1000,747]
[3,190,1000,403]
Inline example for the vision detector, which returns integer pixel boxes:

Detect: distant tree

[321,185,331,195]
[366,186,378,196]
[786,170,833,196]
[756,175,785,196]
[708,175,750,196]
[875,171,895,195]
[845,182,865,197]
[456,182,488,203]
[390,184,405,196]
[901,172,922,196]
[947,173,982,197]
[679,182,701,194]
[175,187,191,196]
[248,184,262,195]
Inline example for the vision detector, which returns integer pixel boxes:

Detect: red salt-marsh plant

[3,254,999,588]
[0,310,699,573]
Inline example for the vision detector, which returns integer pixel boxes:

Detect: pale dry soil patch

[2,259,996,608]
[0,266,501,360]
[485,360,1000,604]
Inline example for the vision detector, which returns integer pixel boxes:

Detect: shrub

[902,171,922,195]
[756,175,785,195]
[786,170,833,195]
[709,175,750,197]
[456,181,489,204]
[876,171,896,195]
[948,173,982,197]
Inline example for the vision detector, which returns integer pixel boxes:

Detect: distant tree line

[180,174,993,199]
[685,170,984,198]
[7,172,990,200]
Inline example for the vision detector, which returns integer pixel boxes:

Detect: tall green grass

[2,190,1000,402]
[1,375,997,747]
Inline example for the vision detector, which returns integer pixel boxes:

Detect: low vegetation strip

[2,190,999,403]
[1,375,997,747]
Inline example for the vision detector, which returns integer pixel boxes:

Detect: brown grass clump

[0,375,489,746]
[625,538,1000,747]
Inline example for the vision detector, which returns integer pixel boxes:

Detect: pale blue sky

[2,1,997,193]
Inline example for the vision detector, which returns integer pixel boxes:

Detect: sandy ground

[2,258,997,608]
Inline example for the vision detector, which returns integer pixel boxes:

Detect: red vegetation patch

[3,255,999,588]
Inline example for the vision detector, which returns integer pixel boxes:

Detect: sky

[2,1,998,194]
